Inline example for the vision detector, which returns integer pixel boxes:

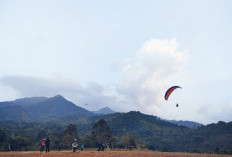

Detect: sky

[0,0,232,124]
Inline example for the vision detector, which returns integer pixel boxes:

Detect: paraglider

[164,86,182,107]
[164,86,181,101]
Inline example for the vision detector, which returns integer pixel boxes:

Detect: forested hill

[25,95,93,121]
[0,96,232,153]
[0,110,232,153]
[103,111,232,152]
[0,95,93,122]
[0,95,202,128]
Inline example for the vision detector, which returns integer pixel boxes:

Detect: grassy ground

[0,150,231,157]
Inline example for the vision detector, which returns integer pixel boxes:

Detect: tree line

[0,119,139,152]
[0,118,232,155]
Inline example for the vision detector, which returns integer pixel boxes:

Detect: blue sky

[0,0,231,124]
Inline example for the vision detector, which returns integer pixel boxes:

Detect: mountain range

[0,95,232,153]
[0,95,201,128]
[0,95,92,122]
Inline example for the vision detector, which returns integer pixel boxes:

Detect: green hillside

[0,96,231,154]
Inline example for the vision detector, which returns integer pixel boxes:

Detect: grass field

[0,150,231,157]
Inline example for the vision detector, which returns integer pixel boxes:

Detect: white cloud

[117,38,189,115]
[0,38,189,116]
[0,75,119,111]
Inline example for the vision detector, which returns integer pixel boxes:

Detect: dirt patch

[0,151,231,157]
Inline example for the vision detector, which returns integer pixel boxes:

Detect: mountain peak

[53,95,65,99]
[51,95,67,101]
[24,95,93,121]
[94,107,115,115]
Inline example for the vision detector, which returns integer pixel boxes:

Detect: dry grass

[0,150,231,157]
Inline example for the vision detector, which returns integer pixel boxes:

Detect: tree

[110,136,119,148]
[63,124,78,136]
[148,145,156,150]
[121,135,136,149]
[82,135,95,148]
[162,145,169,152]
[10,137,30,151]
[60,124,79,149]
[91,119,112,146]
[37,130,47,140]
[0,128,8,151]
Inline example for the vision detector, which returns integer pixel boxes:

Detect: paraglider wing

[164,86,181,101]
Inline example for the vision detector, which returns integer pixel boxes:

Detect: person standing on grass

[40,139,46,152]
[46,137,50,153]
[72,139,78,152]
[81,144,84,151]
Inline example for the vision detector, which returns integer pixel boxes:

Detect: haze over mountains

[0,95,200,128]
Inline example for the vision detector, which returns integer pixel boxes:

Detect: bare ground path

[0,151,231,157]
